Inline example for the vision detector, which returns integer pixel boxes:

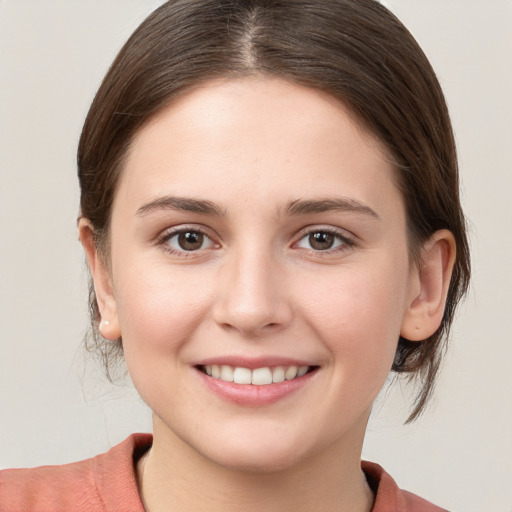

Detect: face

[100,77,421,471]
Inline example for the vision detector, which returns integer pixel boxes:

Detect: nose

[212,247,293,337]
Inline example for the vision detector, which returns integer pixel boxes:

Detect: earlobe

[78,219,122,340]
[401,229,456,341]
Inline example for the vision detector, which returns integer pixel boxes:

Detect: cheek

[114,266,216,413]
[114,264,213,362]
[297,260,409,366]
[296,267,408,423]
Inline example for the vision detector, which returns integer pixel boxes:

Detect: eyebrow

[284,197,380,219]
[135,195,379,220]
[136,196,225,217]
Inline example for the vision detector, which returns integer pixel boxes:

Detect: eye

[295,230,352,252]
[163,229,215,253]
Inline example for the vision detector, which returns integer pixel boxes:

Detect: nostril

[211,288,293,335]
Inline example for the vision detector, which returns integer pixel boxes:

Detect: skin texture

[80,77,455,512]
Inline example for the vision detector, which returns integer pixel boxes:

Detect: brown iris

[308,232,335,250]
[178,231,204,251]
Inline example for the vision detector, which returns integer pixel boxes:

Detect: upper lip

[194,356,317,369]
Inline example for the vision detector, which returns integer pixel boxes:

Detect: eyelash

[157,226,217,257]
[156,226,355,257]
[293,227,355,256]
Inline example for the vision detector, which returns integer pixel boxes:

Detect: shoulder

[0,433,152,512]
[0,456,101,511]
[362,461,450,512]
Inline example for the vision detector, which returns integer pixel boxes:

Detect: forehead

[117,77,401,218]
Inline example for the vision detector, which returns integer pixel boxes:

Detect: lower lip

[197,368,317,407]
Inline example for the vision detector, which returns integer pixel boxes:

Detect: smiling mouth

[198,365,317,385]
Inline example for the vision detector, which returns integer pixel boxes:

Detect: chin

[206,445,307,474]
[193,428,319,474]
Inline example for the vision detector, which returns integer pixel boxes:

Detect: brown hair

[78,0,470,422]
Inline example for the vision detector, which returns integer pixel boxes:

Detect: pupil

[309,232,334,250]
[178,231,203,250]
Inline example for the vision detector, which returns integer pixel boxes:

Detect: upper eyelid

[156,225,219,249]
[292,226,357,254]
[158,224,215,239]
[155,224,356,248]
[295,225,355,241]
[157,227,219,257]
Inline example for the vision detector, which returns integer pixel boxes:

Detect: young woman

[0,1,470,510]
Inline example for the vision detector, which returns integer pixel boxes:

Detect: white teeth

[252,367,273,385]
[220,365,234,382]
[233,367,252,384]
[297,365,309,377]
[285,366,298,380]
[272,366,285,383]
[204,364,311,385]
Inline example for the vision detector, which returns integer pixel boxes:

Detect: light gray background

[1,1,511,511]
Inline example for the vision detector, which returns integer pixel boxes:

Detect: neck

[137,415,374,512]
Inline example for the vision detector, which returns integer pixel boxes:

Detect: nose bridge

[213,240,291,335]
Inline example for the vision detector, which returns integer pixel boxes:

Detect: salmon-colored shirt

[0,434,447,511]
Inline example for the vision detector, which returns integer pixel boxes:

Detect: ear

[78,219,122,340]
[401,229,456,341]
